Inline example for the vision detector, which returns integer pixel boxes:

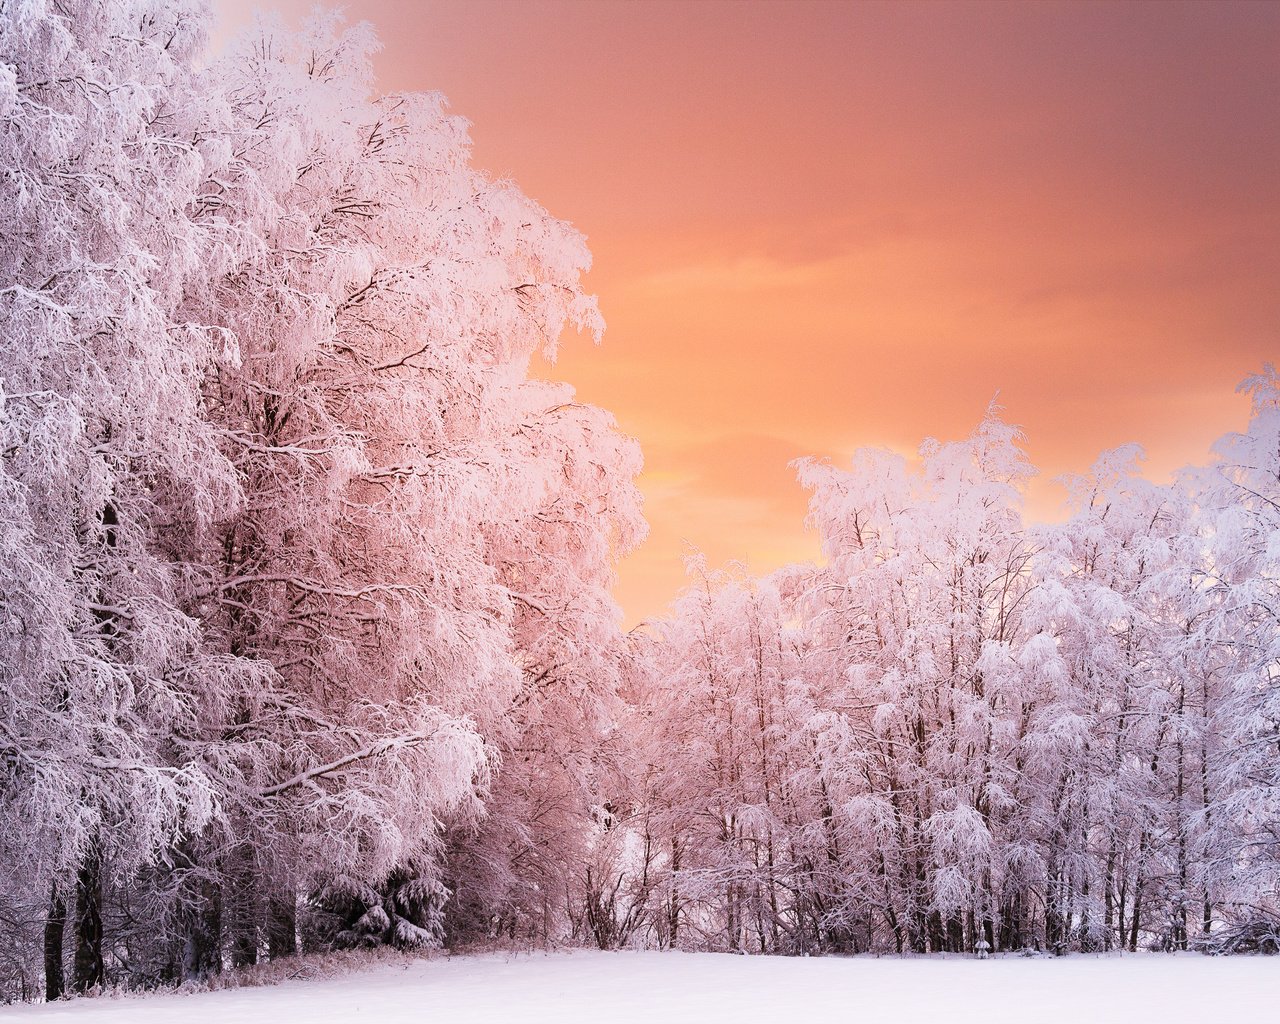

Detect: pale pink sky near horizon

[212,0,1280,625]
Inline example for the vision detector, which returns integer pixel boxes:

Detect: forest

[1,0,1278,1003]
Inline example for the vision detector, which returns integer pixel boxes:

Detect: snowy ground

[9,949,1277,1023]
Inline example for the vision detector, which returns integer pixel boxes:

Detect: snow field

[7,949,1277,1024]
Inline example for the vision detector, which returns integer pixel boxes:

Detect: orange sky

[214,0,1280,625]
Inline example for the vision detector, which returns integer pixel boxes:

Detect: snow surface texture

[8,950,1276,1023]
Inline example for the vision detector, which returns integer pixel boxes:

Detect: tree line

[615,394,1280,958]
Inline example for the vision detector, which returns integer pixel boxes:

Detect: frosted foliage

[185,14,640,929]
[0,1,642,998]
[1188,365,1280,926]
[633,393,1280,956]
[0,0,255,898]
[444,383,645,941]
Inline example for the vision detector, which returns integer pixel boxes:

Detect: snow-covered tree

[1,1,643,996]
[790,407,1041,952]
[445,386,645,942]
[0,0,265,997]
[1035,446,1193,950]
[1184,366,1280,945]
[631,561,834,952]
[182,9,642,962]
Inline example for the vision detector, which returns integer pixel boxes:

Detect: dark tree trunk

[71,501,116,995]
[999,892,1022,951]
[71,500,117,995]
[231,924,258,968]
[927,910,946,953]
[1081,870,1095,951]
[229,870,258,969]
[44,883,66,1001]
[1103,845,1117,951]
[182,876,223,981]
[1129,871,1144,953]
[884,903,905,954]
[1117,876,1128,951]
[1174,680,1189,951]
[72,846,104,993]
[665,838,682,948]
[1046,867,1065,954]
[268,896,297,960]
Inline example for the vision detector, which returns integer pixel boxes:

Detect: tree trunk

[268,895,297,960]
[44,883,66,1001]
[1174,679,1188,951]
[1103,844,1117,951]
[1129,819,1153,953]
[73,502,115,995]
[229,869,258,969]
[72,845,104,993]
[182,877,222,982]
[1199,673,1213,940]
[1117,876,1128,951]
[1045,864,1065,953]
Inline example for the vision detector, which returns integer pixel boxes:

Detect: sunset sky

[216,0,1280,624]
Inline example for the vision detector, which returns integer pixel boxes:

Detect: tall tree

[0,0,259,996]
[184,10,641,958]
[1187,366,1280,942]
[445,386,645,941]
